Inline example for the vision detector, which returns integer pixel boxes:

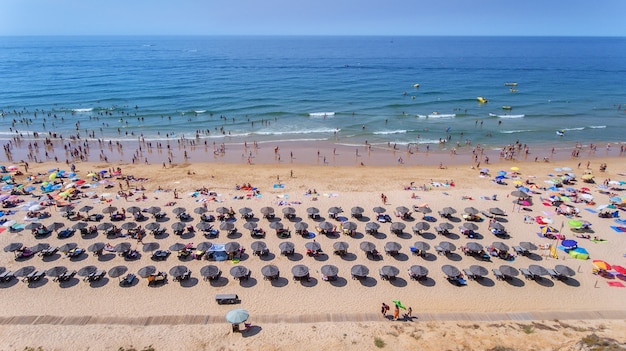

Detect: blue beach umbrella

[609,197,621,203]
[225,309,249,324]
[561,239,578,250]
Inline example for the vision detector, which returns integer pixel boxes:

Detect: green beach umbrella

[567,220,583,228]
[392,300,406,310]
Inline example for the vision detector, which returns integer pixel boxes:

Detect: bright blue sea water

[1,36,625,148]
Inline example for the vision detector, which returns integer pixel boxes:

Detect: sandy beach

[1,152,625,350]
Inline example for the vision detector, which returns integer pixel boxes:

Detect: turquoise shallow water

[1,36,625,149]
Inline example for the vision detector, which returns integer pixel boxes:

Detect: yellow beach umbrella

[510,167,520,171]
[513,180,523,186]
[87,172,97,177]
[49,172,57,180]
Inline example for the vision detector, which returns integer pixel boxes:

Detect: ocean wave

[489,113,525,118]
[194,110,207,114]
[563,127,584,131]
[309,112,335,118]
[373,130,407,135]
[417,114,456,119]
[72,108,93,113]
[255,128,340,135]
[500,129,533,134]
[588,125,606,129]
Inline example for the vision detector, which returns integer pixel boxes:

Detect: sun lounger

[56,270,77,282]
[215,294,239,305]
[435,245,446,255]
[0,270,15,282]
[519,268,535,280]
[512,246,528,256]
[147,272,167,285]
[120,273,136,286]
[492,268,505,281]
[173,270,191,282]
[85,270,106,282]
[462,269,475,280]
[23,270,46,283]
[547,269,562,280]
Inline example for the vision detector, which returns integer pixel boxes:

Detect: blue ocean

[1,36,625,149]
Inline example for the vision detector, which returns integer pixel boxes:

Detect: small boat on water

[556,130,565,136]
[502,106,512,110]
[477,97,488,104]
[504,82,518,86]
[413,83,420,88]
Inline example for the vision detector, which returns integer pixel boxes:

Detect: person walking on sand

[381,303,387,317]
[393,305,399,320]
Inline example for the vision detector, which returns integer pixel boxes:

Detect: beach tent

[568,247,589,260]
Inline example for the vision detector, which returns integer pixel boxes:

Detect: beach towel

[273,184,284,188]
[607,281,624,287]
[591,239,607,243]
[610,226,626,233]
[615,219,626,225]
[585,208,598,214]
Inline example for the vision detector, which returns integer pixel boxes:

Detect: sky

[1,0,625,36]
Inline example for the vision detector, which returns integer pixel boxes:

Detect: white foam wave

[588,125,606,129]
[72,108,93,113]
[309,112,335,117]
[417,114,456,119]
[563,127,584,131]
[255,128,340,136]
[500,129,533,134]
[373,130,407,135]
[490,113,525,118]
[194,110,207,114]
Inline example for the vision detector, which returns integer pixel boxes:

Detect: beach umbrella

[59,242,78,252]
[372,206,386,214]
[72,222,89,230]
[321,264,339,277]
[194,207,208,214]
[49,222,65,231]
[282,207,296,216]
[121,222,137,230]
[412,222,430,232]
[384,241,402,252]
[196,222,212,231]
[305,241,321,252]
[127,206,142,214]
[229,265,249,279]
[260,207,275,216]
[225,309,249,324]
[380,265,400,277]
[108,265,128,278]
[4,242,23,252]
[306,207,319,215]
[439,222,454,230]
[561,239,578,250]
[519,242,538,251]
[529,265,550,276]
[137,265,157,278]
[145,222,160,231]
[291,264,309,277]
[196,242,213,251]
[592,260,611,271]
[294,222,308,231]
[250,241,267,252]
[46,266,68,278]
[489,207,505,216]
[28,204,44,212]
[30,243,50,253]
[333,241,349,251]
[169,265,189,277]
[360,241,377,252]
[439,241,456,252]
[279,241,295,253]
[464,207,479,215]
[76,205,94,214]
[413,241,430,251]
[328,206,343,214]
[416,206,432,214]
[243,222,257,230]
[146,206,161,215]
[499,265,519,277]
[365,222,380,231]
[172,207,187,216]
[97,222,113,231]
[25,223,43,231]
[567,220,583,228]
[554,265,575,277]
[102,206,117,214]
[14,266,36,277]
[351,264,369,277]
[510,167,520,172]
[238,207,253,216]
[88,242,105,253]
[114,242,132,253]
[469,265,488,277]
[142,242,160,252]
[466,242,483,252]
[342,221,357,231]
[463,222,478,231]
[410,265,429,277]
[269,221,284,230]
[77,265,98,277]
[215,207,229,214]
[492,242,509,252]
[511,190,528,198]
[351,206,364,215]
[261,264,279,277]
[224,242,241,253]
[318,221,334,231]
[200,265,220,279]
[489,222,505,231]
[441,207,457,215]
[442,265,461,277]
[396,206,410,214]
[390,222,406,232]
[169,243,187,251]
[171,222,186,231]
[220,221,235,231]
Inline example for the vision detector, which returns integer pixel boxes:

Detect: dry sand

[0,156,625,350]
